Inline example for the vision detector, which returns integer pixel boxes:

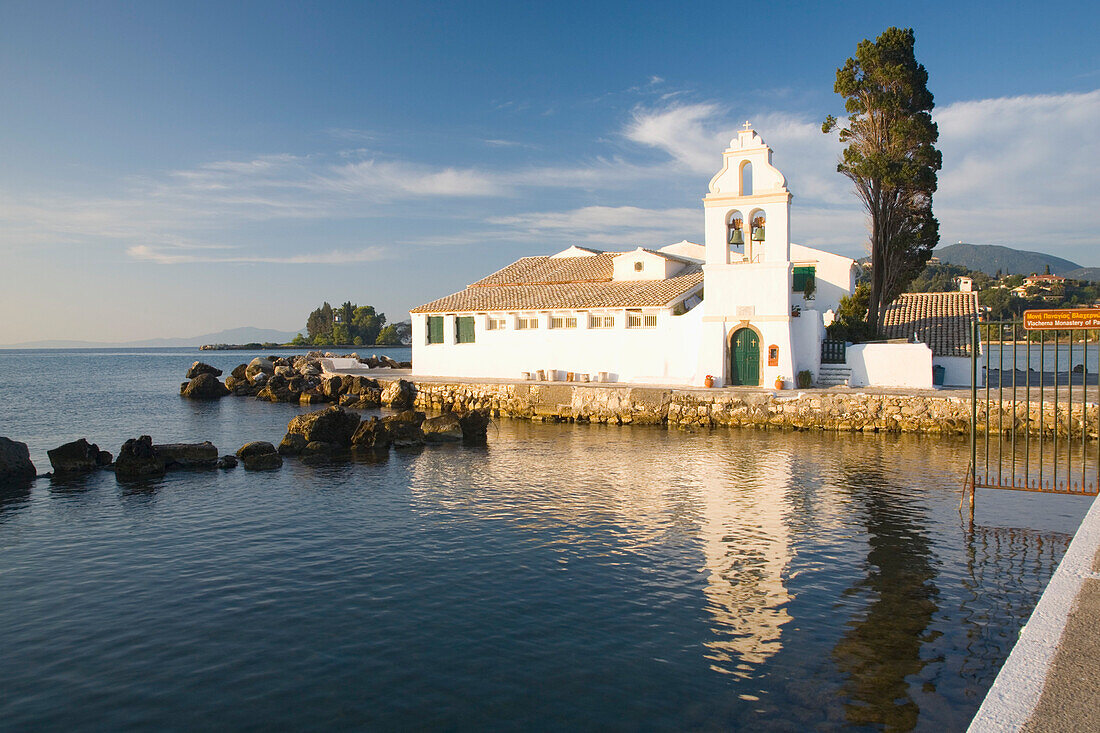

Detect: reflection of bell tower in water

[697,446,794,671]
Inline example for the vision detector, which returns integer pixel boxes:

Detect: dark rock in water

[398,361,412,369]
[186,361,223,379]
[381,379,416,409]
[350,417,393,451]
[303,440,343,456]
[286,406,361,446]
[236,441,282,471]
[0,437,36,483]
[364,356,380,369]
[48,438,107,474]
[459,409,491,445]
[277,433,308,456]
[231,363,248,380]
[322,375,345,399]
[338,394,358,407]
[155,442,218,470]
[224,375,243,391]
[115,436,166,479]
[245,357,275,382]
[181,373,230,399]
[96,449,113,467]
[250,372,270,387]
[381,412,425,448]
[299,390,327,405]
[422,413,463,442]
[217,455,238,469]
[345,375,381,395]
[346,390,382,408]
[385,410,426,427]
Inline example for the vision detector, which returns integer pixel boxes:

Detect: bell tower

[702,124,791,265]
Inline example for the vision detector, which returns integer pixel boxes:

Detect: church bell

[751,226,765,241]
[728,228,744,245]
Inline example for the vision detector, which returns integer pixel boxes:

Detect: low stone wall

[390,379,1100,437]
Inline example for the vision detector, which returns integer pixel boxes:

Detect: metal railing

[968,319,1099,508]
[821,339,847,365]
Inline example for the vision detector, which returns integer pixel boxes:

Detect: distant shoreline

[199,343,410,351]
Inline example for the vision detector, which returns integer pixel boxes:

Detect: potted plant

[704,374,715,388]
[774,375,785,390]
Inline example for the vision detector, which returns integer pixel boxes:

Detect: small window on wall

[589,314,614,329]
[634,261,644,272]
[486,317,506,331]
[793,266,816,294]
[516,316,538,330]
[550,315,577,329]
[455,316,475,344]
[427,316,444,344]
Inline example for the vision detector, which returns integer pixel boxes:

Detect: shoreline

[199,343,410,351]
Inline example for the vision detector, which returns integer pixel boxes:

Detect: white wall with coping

[935,355,976,387]
[968,495,1100,732]
[846,343,934,389]
[411,306,705,385]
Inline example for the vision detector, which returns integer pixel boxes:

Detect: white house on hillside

[411,127,949,387]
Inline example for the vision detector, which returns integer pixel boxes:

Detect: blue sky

[1,0,1098,342]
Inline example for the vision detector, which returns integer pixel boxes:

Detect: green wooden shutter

[456,316,475,344]
[793,266,815,292]
[427,316,444,344]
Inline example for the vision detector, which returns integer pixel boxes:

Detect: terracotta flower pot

[704,375,714,388]
[774,379,784,390]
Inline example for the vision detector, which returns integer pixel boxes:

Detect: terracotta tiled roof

[469,254,616,287]
[881,292,979,357]
[411,259,703,313]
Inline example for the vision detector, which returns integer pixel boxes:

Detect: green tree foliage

[304,301,391,345]
[827,284,877,343]
[376,321,412,346]
[306,302,334,340]
[823,27,942,334]
[290,333,308,346]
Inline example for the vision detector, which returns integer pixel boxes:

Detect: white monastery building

[410,126,979,389]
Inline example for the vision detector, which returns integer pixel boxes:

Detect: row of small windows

[426,311,659,344]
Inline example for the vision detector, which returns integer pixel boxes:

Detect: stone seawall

[389,379,1100,437]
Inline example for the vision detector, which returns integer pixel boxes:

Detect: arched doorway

[730,328,760,386]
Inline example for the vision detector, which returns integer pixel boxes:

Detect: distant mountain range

[934,243,1100,281]
[2,326,304,349]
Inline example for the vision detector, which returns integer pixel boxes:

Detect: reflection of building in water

[697,446,794,673]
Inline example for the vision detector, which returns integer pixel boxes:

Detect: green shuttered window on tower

[455,316,475,344]
[792,266,815,293]
[427,316,444,344]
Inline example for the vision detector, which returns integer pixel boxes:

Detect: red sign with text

[1023,309,1100,330]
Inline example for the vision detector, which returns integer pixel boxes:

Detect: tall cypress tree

[823,27,942,332]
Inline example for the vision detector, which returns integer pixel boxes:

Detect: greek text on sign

[1023,309,1100,330]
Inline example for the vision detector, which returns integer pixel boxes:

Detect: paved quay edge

[968,494,1100,732]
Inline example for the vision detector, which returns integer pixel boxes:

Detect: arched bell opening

[747,209,766,261]
[725,209,745,260]
[739,160,753,196]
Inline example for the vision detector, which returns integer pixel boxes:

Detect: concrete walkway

[969,494,1100,732]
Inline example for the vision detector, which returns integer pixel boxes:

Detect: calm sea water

[0,348,1091,731]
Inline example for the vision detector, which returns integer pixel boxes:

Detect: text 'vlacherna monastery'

[411,126,980,389]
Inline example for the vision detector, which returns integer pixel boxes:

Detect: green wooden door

[730,328,760,386]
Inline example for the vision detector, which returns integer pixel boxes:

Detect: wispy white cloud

[3,88,1097,269]
[127,244,389,265]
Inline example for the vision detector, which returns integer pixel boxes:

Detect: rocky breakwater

[189,352,410,408]
[274,404,491,464]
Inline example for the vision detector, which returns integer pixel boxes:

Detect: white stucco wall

[789,243,858,315]
[935,355,980,387]
[411,306,706,385]
[846,343,934,389]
